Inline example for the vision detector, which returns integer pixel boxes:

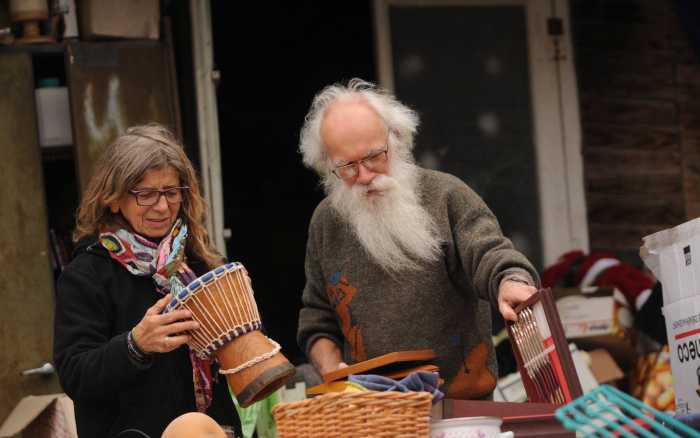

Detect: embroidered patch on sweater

[327,272,367,362]
[446,342,497,399]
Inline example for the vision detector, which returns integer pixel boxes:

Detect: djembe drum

[165,262,295,407]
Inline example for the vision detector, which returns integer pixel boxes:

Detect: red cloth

[541,250,585,288]
[542,251,655,310]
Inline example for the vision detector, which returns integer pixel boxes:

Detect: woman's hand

[131,295,200,354]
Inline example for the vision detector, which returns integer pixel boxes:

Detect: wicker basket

[272,390,433,437]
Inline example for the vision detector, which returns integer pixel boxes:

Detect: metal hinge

[547,17,566,61]
[547,17,564,36]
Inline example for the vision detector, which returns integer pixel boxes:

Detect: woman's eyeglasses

[128,186,189,206]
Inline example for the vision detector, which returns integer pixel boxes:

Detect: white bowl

[431,416,514,438]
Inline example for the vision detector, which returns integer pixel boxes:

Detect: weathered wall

[571,0,700,263]
[0,53,61,425]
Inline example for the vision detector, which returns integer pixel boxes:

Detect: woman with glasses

[53,124,241,438]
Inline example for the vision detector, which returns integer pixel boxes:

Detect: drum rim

[197,321,263,359]
[164,262,245,313]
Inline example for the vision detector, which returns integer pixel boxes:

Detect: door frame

[373,0,589,267]
[190,0,227,256]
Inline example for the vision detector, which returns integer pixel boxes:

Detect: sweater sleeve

[53,263,151,402]
[452,189,540,309]
[297,210,343,358]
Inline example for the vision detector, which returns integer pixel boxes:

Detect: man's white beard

[328,159,442,272]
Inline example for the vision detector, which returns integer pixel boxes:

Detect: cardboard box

[587,349,625,385]
[660,296,700,415]
[553,287,636,368]
[0,394,77,438]
[641,217,700,304]
[641,217,700,415]
[77,0,159,40]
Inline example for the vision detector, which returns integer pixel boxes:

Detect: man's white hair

[299,78,420,183]
[299,79,442,272]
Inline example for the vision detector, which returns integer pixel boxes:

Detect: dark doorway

[211,2,376,364]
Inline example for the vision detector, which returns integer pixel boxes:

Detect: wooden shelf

[41,145,73,162]
[0,41,66,55]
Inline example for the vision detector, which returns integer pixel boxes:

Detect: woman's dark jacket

[53,238,241,438]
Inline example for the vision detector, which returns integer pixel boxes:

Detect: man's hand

[497,278,537,322]
[309,337,348,376]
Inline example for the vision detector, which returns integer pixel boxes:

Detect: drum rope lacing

[218,337,282,375]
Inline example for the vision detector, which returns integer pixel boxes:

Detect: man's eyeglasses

[128,187,189,207]
[331,147,389,180]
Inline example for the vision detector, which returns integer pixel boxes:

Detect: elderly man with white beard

[296,78,540,399]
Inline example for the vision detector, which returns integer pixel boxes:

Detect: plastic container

[431,416,514,438]
[555,384,700,437]
[35,78,73,147]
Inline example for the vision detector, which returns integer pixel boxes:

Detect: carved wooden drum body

[165,262,294,407]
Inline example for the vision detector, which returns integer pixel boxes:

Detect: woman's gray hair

[74,123,224,268]
[299,78,420,176]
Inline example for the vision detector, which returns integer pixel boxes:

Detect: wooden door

[0,52,62,423]
[65,40,181,190]
[374,0,589,269]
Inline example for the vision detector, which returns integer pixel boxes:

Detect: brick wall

[571,0,699,264]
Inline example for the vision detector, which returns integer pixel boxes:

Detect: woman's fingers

[163,334,191,351]
[133,298,200,354]
[145,295,171,316]
[162,320,200,336]
[156,308,193,325]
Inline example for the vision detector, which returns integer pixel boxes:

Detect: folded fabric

[348,371,444,404]
[306,380,368,396]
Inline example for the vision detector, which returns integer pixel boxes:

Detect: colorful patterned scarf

[99,219,213,412]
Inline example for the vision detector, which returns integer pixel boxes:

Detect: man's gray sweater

[297,168,539,398]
